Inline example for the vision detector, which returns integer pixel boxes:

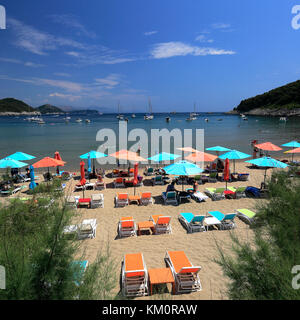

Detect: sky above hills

[0,0,299,113]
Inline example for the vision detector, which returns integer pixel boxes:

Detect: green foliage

[217,170,300,299]
[0,98,35,113]
[0,181,117,300]
[36,104,63,114]
[235,79,300,112]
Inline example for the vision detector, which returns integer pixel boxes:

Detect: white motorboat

[144,98,154,120]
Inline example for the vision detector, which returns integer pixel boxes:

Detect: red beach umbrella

[133,162,138,195]
[223,158,230,190]
[80,161,86,198]
[54,151,62,174]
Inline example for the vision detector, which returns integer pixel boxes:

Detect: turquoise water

[1,113,300,169]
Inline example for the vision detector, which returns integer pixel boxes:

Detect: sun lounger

[150,215,172,234]
[165,251,201,294]
[139,192,153,205]
[91,193,104,208]
[77,219,97,239]
[204,187,227,201]
[1,186,22,197]
[144,167,155,176]
[95,179,106,190]
[114,177,125,188]
[118,217,136,238]
[232,186,247,199]
[66,196,78,208]
[190,191,209,202]
[238,173,249,181]
[71,260,88,286]
[208,172,218,182]
[207,211,236,230]
[178,212,206,233]
[162,191,178,205]
[114,193,129,207]
[152,175,164,185]
[122,253,148,297]
[235,208,256,224]
[61,172,73,181]
[74,184,85,192]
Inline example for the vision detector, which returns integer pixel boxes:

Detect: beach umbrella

[245,156,288,185]
[223,158,230,190]
[109,150,146,164]
[29,165,37,190]
[219,150,251,174]
[206,146,231,157]
[148,152,180,163]
[8,152,36,161]
[284,147,300,163]
[254,142,282,156]
[54,151,63,175]
[87,154,92,181]
[0,158,28,169]
[33,157,66,177]
[133,162,139,195]
[80,161,86,198]
[185,151,217,163]
[80,150,107,174]
[282,141,300,162]
[177,147,199,153]
[163,160,204,190]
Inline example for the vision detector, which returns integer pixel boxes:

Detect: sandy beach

[2,156,297,300]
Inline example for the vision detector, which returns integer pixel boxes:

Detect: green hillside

[36,104,63,114]
[0,98,35,113]
[234,80,300,113]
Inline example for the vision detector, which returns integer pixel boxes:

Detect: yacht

[186,113,197,121]
[116,102,124,120]
[279,117,287,122]
[241,114,248,121]
[85,119,91,123]
[166,116,171,123]
[131,113,136,118]
[144,98,154,120]
[76,118,83,123]
[205,118,209,122]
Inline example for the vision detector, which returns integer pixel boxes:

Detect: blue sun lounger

[208,211,237,230]
[178,212,206,233]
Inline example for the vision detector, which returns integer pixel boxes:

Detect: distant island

[230,80,300,116]
[0,98,99,115]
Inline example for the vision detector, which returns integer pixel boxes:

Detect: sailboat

[116,101,124,120]
[144,98,154,120]
[186,103,197,121]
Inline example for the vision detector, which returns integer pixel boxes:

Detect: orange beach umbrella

[185,151,217,163]
[177,147,199,153]
[255,142,282,152]
[109,150,146,162]
[285,147,300,154]
[33,157,65,169]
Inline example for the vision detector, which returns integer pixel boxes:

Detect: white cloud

[211,23,231,29]
[8,18,84,55]
[54,72,71,77]
[144,31,158,36]
[49,14,96,39]
[39,79,83,92]
[150,42,235,59]
[49,92,81,101]
[195,35,214,43]
[95,74,121,89]
[0,57,44,67]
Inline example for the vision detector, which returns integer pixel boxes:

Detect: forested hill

[0,98,35,113]
[233,80,300,115]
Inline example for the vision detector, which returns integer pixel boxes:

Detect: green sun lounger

[235,209,256,224]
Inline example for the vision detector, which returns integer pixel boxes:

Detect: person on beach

[166,181,178,194]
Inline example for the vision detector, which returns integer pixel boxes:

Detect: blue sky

[0,0,299,112]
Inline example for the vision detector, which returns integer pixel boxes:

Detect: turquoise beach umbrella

[206,146,231,152]
[245,156,288,185]
[0,158,28,169]
[80,150,107,175]
[8,152,36,161]
[219,150,251,174]
[281,141,300,162]
[29,165,37,190]
[148,152,180,162]
[164,160,203,176]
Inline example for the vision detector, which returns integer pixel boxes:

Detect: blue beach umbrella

[245,156,288,185]
[206,146,231,152]
[80,150,107,175]
[148,152,180,163]
[8,152,36,161]
[0,158,28,169]
[87,153,92,174]
[281,141,300,162]
[219,150,251,173]
[164,160,203,190]
[29,165,37,190]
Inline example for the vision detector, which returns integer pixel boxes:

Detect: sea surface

[0,113,300,170]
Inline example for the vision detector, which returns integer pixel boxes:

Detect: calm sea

[1,113,299,170]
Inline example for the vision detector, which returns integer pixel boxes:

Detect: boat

[171,111,176,115]
[76,118,82,123]
[125,118,129,122]
[116,102,124,120]
[279,117,287,122]
[241,114,248,121]
[85,119,91,123]
[205,118,209,122]
[217,118,223,121]
[166,116,171,123]
[131,113,136,118]
[144,98,154,120]
[186,113,197,121]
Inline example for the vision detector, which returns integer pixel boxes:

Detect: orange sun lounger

[139,192,153,205]
[122,253,148,297]
[164,251,202,294]
[114,193,129,207]
[118,217,136,238]
[150,215,172,234]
